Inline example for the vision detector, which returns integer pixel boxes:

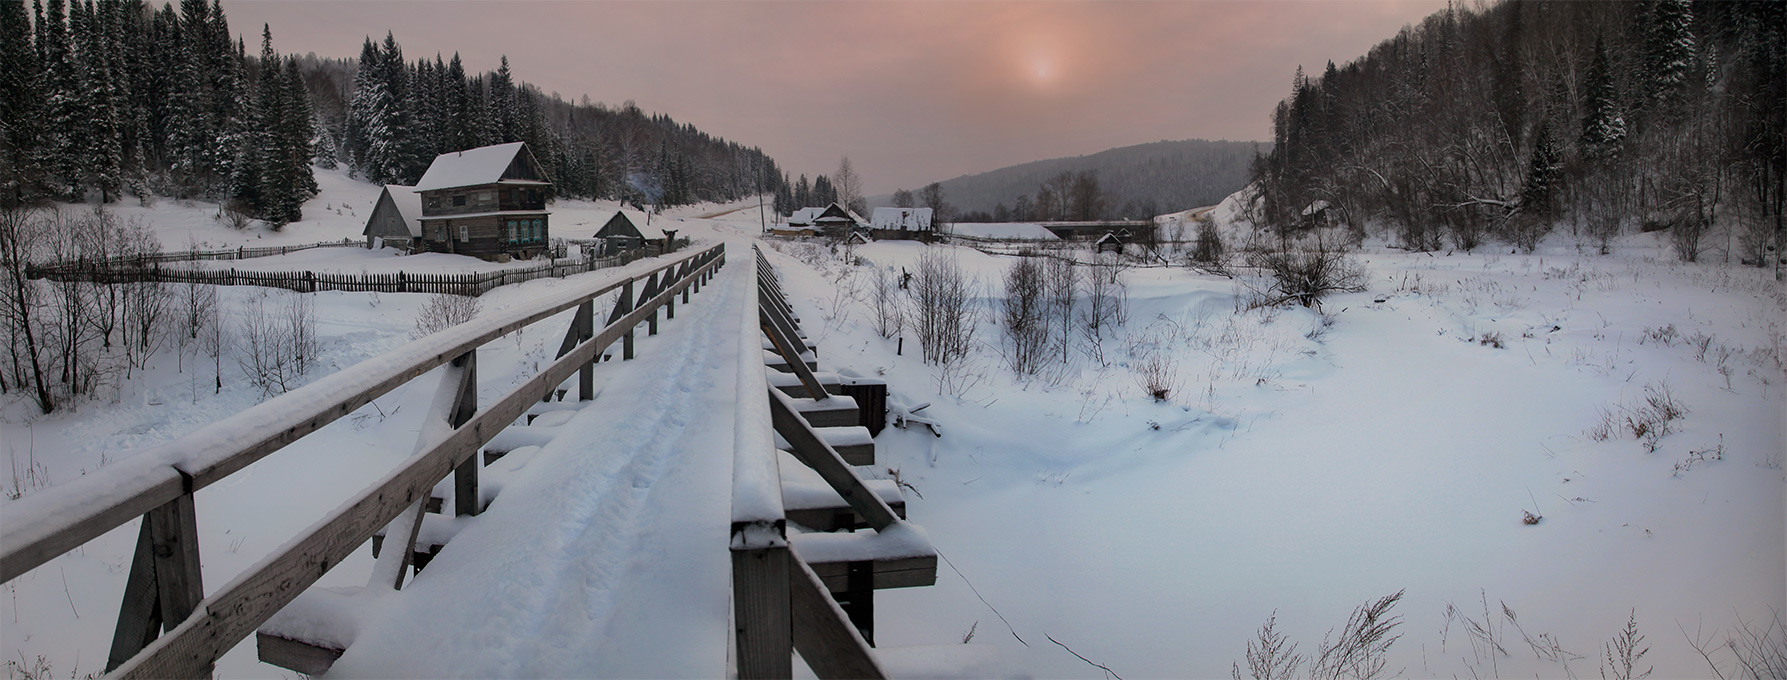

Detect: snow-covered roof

[948,223,1061,240]
[414,142,550,192]
[600,209,664,240]
[1301,199,1332,216]
[811,203,865,226]
[384,184,422,236]
[788,207,823,226]
[870,207,932,231]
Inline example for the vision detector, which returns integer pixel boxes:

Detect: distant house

[869,207,933,240]
[594,208,672,253]
[788,207,823,228]
[1095,231,1126,254]
[809,203,866,238]
[362,185,422,251]
[414,142,553,262]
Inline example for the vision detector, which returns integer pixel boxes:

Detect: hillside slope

[881,139,1261,217]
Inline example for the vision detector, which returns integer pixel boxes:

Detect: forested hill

[890,139,1258,220]
[1250,0,1783,263]
[0,0,782,225]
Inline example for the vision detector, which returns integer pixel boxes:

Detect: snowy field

[1,175,1782,679]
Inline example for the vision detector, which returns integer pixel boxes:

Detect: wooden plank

[257,631,344,676]
[806,555,938,592]
[767,389,898,531]
[449,351,480,518]
[1,246,723,584]
[790,552,888,680]
[761,309,827,401]
[148,493,205,626]
[732,545,793,680]
[109,250,728,680]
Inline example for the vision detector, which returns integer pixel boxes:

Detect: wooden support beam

[256,632,344,676]
[106,522,162,672]
[451,351,480,517]
[767,389,897,531]
[576,301,594,400]
[790,552,887,680]
[761,309,827,402]
[106,489,207,675]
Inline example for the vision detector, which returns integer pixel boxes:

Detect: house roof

[811,203,865,226]
[870,207,933,230]
[380,184,423,237]
[414,142,551,192]
[601,209,665,240]
[789,207,824,226]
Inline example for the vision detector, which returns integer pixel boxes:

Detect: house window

[507,221,517,241]
[458,225,469,242]
[453,194,466,207]
[532,219,541,240]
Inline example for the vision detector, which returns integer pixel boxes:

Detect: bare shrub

[1244,241,1367,310]
[1602,610,1652,680]
[412,293,482,338]
[217,199,254,230]
[1233,611,1303,680]
[1082,253,1127,349]
[1001,257,1048,375]
[912,248,976,365]
[1311,590,1405,680]
[1191,218,1228,270]
[237,293,319,396]
[1134,350,1177,403]
[1478,331,1505,349]
[1046,255,1078,363]
[870,266,903,339]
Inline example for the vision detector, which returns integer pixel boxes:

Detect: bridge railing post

[106,488,206,675]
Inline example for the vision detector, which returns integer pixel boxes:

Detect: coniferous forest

[1249,0,1783,267]
[0,0,784,225]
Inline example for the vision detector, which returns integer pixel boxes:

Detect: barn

[413,142,554,262]
[362,185,422,251]
[869,207,932,240]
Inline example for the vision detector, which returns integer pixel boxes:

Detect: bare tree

[912,248,976,365]
[1045,255,1078,363]
[1243,237,1367,310]
[237,292,319,396]
[834,156,866,216]
[0,206,56,413]
[870,266,903,339]
[1000,257,1048,375]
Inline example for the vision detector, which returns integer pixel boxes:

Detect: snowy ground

[762,235,1784,679]
[2,172,1783,679]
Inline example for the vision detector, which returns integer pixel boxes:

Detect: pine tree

[1520,119,1562,213]
[0,0,47,204]
[1580,36,1627,160]
[1642,0,1696,109]
[80,0,125,202]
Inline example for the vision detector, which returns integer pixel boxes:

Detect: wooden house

[362,185,422,251]
[413,142,553,262]
[869,207,932,240]
[809,203,866,238]
[594,209,668,252]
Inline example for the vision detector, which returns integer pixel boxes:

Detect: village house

[413,142,554,262]
[362,184,423,251]
[808,203,867,238]
[869,206,933,240]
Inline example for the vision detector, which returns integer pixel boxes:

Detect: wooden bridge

[0,240,997,678]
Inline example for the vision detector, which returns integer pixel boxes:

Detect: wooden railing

[733,245,924,679]
[0,243,726,679]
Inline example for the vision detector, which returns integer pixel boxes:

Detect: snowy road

[325,247,749,678]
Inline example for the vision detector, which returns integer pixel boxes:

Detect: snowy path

[325,250,749,678]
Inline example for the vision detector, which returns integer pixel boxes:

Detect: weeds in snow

[1672,434,1725,476]
[1232,611,1303,680]
[1587,382,1689,453]
[1602,610,1652,680]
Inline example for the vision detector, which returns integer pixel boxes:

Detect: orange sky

[225,0,1447,194]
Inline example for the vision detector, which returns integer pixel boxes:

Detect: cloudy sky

[227,1,1446,194]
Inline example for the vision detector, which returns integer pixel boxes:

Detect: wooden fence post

[733,537,792,679]
[644,272,661,336]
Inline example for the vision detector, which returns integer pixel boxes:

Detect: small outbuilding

[363,184,422,251]
[594,208,669,253]
[1095,231,1126,254]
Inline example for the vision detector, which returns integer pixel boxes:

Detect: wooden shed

[363,185,422,251]
[594,209,667,251]
[1095,231,1126,254]
[414,142,554,262]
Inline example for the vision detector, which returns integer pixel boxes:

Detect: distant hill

[878,139,1263,218]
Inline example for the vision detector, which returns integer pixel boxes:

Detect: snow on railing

[0,243,727,679]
